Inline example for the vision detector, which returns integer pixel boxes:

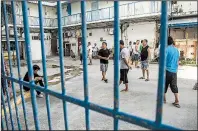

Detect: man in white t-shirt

[88,42,93,65]
[93,43,99,59]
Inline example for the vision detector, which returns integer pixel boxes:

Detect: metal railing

[1,1,181,130]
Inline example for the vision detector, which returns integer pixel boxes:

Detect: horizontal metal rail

[2,75,181,130]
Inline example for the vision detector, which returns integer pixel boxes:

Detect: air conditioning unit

[109,29,114,35]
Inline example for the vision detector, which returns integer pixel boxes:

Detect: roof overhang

[1,37,25,42]
[169,22,197,28]
[168,17,197,28]
[28,1,76,7]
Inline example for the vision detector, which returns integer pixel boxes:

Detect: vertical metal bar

[57,1,69,130]
[155,1,168,126]
[21,1,40,130]
[113,1,120,131]
[80,1,90,130]
[1,114,5,131]
[1,90,9,130]
[11,1,29,130]
[2,3,14,131]
[1,53,14,130]
[2,2,22,130]
[38,1,52,130]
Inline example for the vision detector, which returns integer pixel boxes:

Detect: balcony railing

[1,1,197,28]
[62,1,162,26]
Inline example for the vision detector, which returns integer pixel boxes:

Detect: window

[67,3,72,16]
[91,1,98,10]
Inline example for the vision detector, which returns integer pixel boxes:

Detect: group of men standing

[97,36,181,108]
[77,36,180,108]
[128,39,151,81]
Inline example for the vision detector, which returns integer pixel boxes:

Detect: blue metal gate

[1,1,180,130]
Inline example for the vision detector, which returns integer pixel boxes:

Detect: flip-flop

[172,102,181,108]
[139,77,145,79]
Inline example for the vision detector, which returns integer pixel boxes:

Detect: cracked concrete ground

[2,57,197,130]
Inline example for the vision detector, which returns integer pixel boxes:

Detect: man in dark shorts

[139,39,150,81]
[98,42,110,83]
[164,36,180,108]
[23,65,44,98]
[120,40,131,92]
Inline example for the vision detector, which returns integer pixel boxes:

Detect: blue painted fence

[1,1,181,130]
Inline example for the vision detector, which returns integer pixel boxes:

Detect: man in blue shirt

[164,36,180,108]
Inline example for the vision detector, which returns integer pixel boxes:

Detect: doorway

[64,43,71,56]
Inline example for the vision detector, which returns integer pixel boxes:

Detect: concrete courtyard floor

[3,57,197,130]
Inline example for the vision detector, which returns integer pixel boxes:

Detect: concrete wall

[23,33,52,60]
[59,22,156,59]
[176,1,197,13]
[15,2,56,18]
[126,22,156,48]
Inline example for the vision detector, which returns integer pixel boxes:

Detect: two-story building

[1,1,197,60]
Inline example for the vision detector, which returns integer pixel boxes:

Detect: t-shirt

[140,45,149,61]
[166,45,180,73]
[93,46,98,52]
[98,48,110,64]
[134,44,141,54]
[120,48,130,69]
[128,45,133,52]
[88,45,92,55]
[139,44,143,52]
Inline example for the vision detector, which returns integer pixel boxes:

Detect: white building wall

[86,22,156,50]
[176,1,197,13]
[87,28,117,49]
[29,33,42,60]
[14,2,56,18]
[23,33,52,60]
[126,22,156,48]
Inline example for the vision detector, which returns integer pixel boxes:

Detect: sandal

[172,102,181,108]
[139,77,145,79]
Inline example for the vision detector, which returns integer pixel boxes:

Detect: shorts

[141,60,149,69]
[100,64,108,72]
[88,54,92,60]
[120,69,129,84]
[165,70,178,93]
[134,54,139,61]
[93,51,98,57]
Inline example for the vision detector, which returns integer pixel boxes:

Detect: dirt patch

[48,65,82,86]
